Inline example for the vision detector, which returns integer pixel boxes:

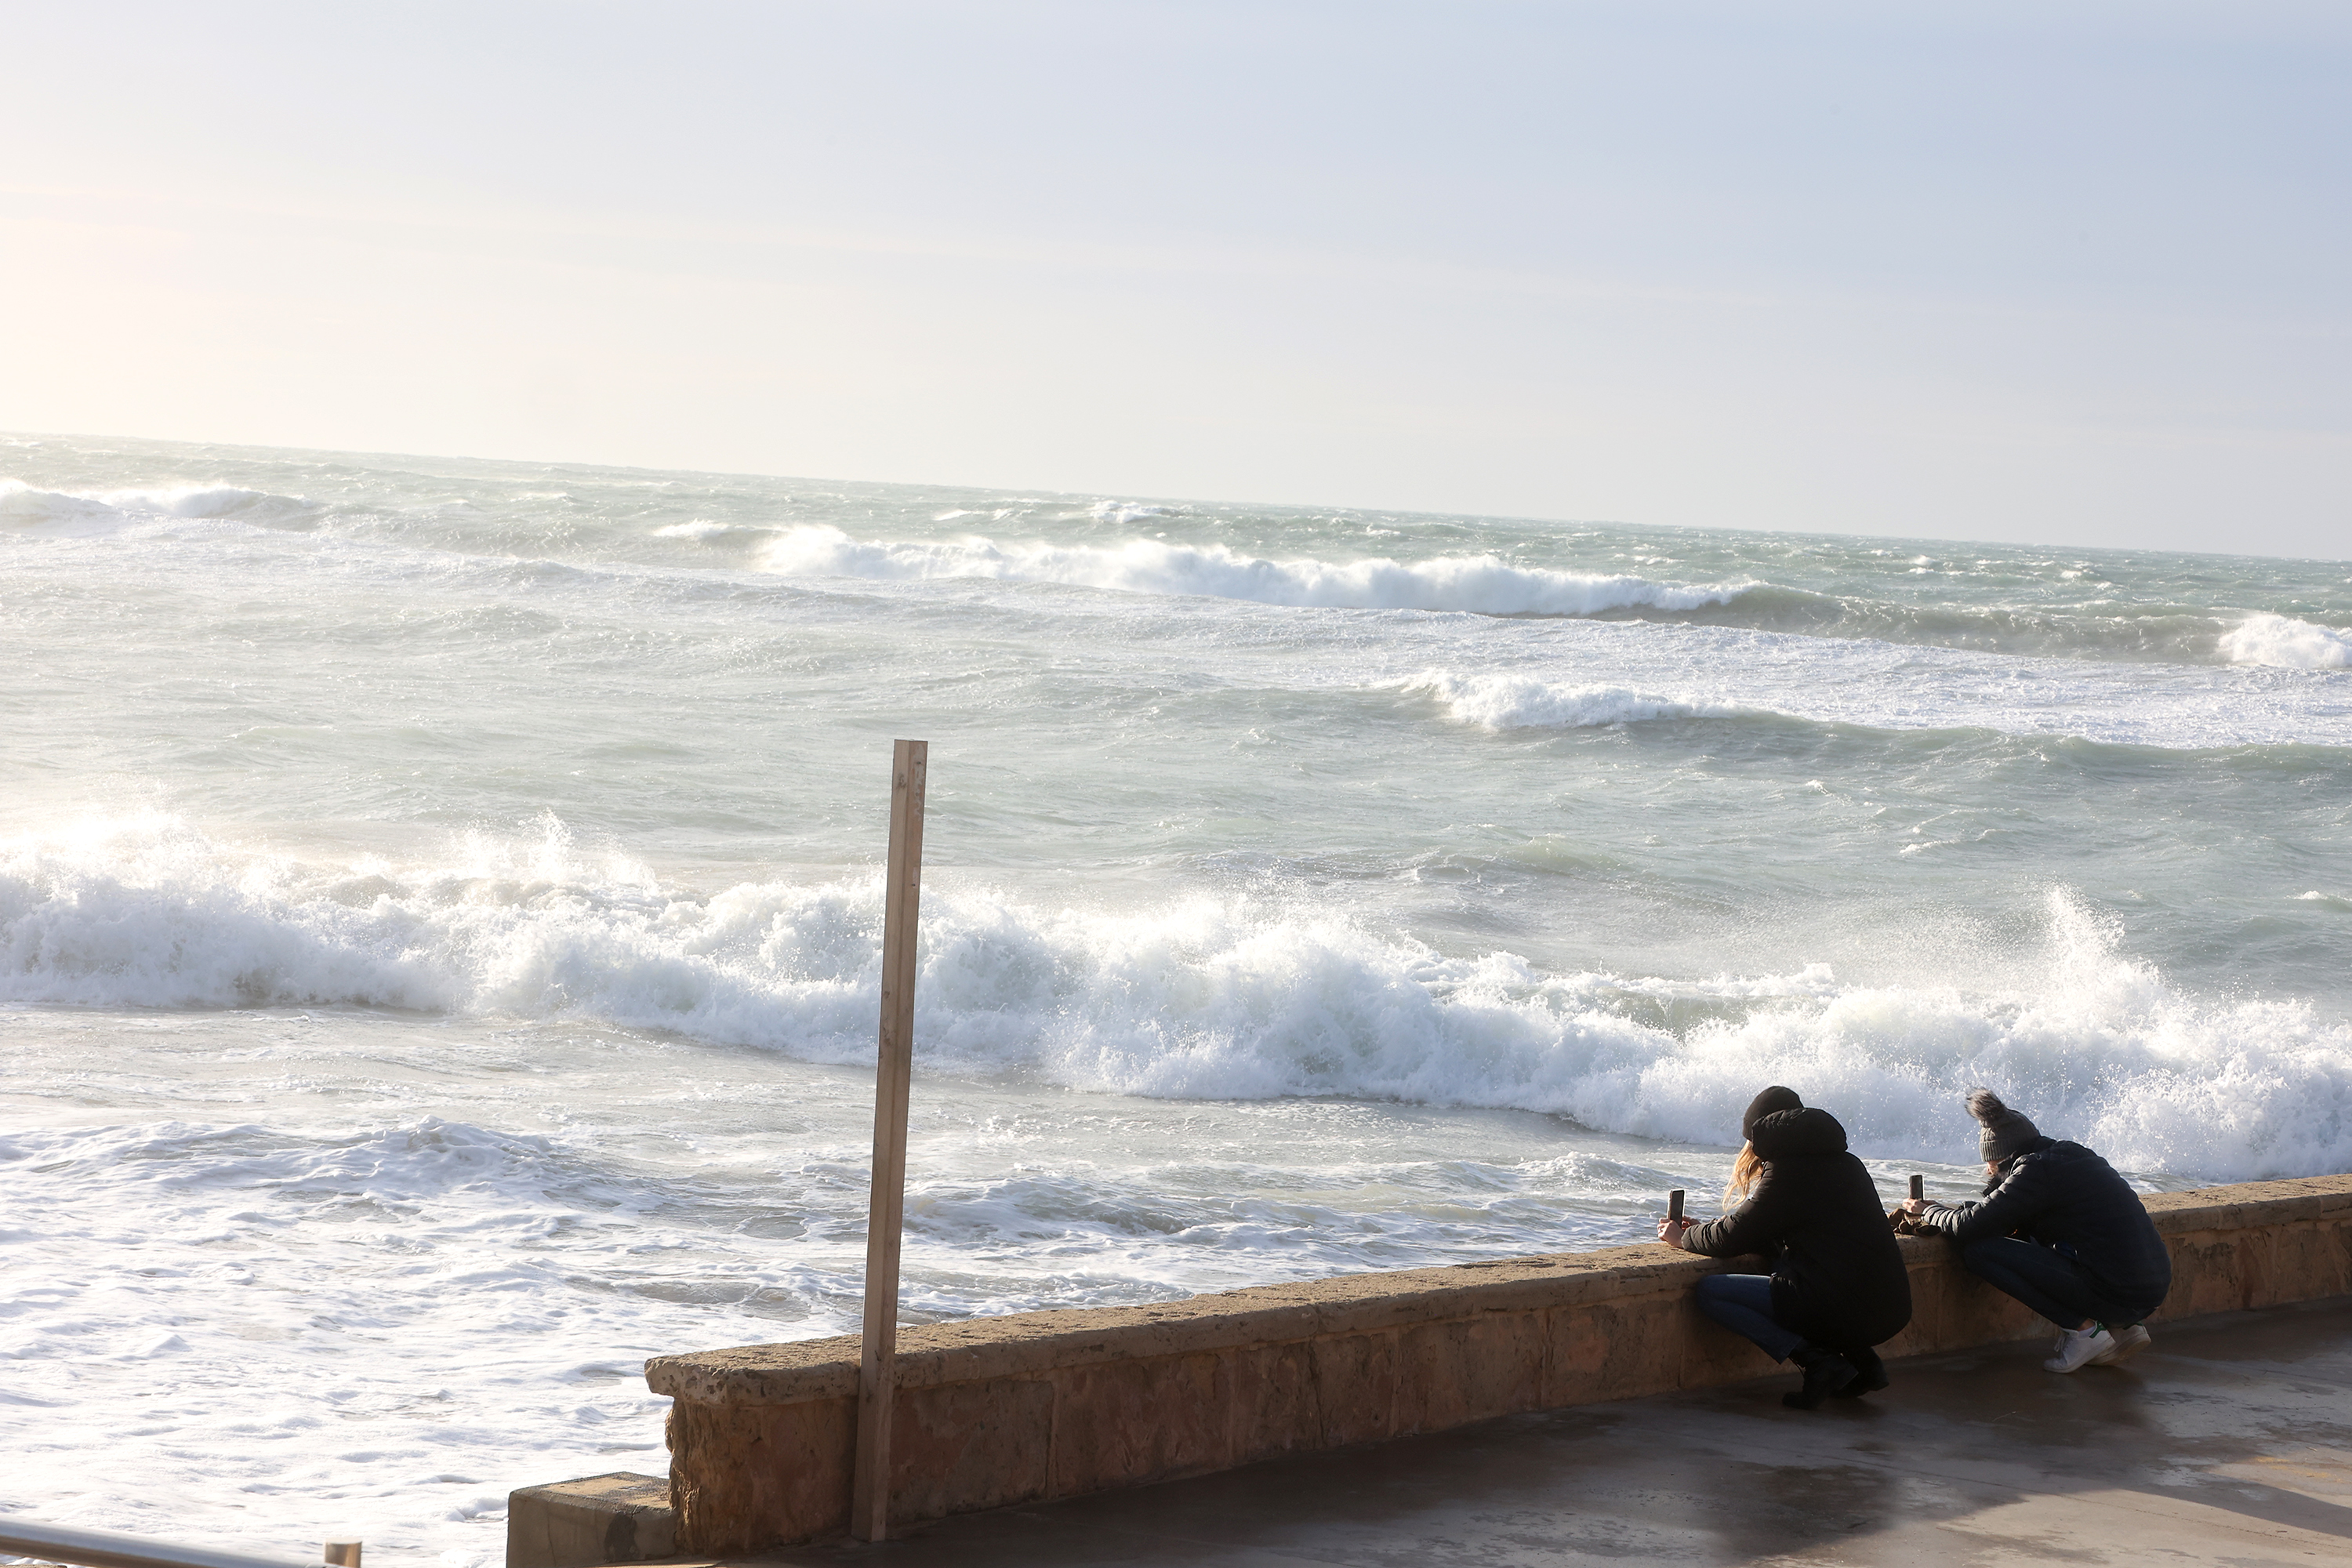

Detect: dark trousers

[1961,1236,2151,1330]
[1693,1272,1805,1361]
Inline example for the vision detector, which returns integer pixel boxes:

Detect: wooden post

[851,738,927,1543]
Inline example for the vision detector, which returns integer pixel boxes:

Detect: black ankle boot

[1784,1343,1860,1409]
[1832,1345,1888,1398]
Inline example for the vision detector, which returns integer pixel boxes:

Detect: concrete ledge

[507,1472,677,1568]
[638,1173,2352,1555]
[673,1300,2352,1567]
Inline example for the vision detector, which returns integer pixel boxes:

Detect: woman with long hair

[1657,1086,1914,1408]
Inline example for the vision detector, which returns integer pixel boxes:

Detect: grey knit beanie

[1967,1087,2040,1163]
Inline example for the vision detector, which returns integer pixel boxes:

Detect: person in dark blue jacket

[1904,1088,2172,1374]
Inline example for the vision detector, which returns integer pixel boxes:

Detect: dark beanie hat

[1740,1085,1803,1142]
[1968,1087,2040,1163]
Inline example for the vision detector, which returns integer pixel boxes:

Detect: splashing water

[3,433,2350,1559]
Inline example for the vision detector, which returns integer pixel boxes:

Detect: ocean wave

[1537,583,2339,670]
[0,479,307,533]
[2218,613,2352,670]
[649,519,760,543]
[1088,501,1178,525]
[754,524,1754,616]
[1403,672,1746,730]
[5,816,2348,1181]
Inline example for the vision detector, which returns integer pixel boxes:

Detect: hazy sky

[5,2,2347,556]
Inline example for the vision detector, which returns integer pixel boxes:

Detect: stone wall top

[2142,1174,2352,1230]
[644,1171,2352,1407]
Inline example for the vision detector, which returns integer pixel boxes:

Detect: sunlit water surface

[3,434,2349,1561]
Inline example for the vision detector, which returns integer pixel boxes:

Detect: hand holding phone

[1903,1173,1930,1217]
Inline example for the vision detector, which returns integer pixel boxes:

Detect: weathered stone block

[2161,1229,2266,1319]
[889,1375,1053,1524]
[1544,1291,1679,1405]
[1306,1329,1396,1446]
[2273,1218,2352,1305]
[1048,1351,1230,1497]
[1392,1310,1546,1434]
[506,1472,674,1568]
[667,1394,852,1555]
[1226,1339,1319,1465]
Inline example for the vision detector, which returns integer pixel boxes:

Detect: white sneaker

[2091,1323,2151,1366]
[2043,1325,2114,1374]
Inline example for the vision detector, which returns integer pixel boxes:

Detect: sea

[3,433,2349,1563]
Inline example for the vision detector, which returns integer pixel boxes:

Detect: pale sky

[5,2,2347,557]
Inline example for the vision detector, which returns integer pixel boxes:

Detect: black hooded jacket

[1680,1107,1913,1348]
[1915,1135,2172,1316]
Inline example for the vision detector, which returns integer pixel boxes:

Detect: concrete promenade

[645,1177,2352,1552]
[749,1298,2352,1566]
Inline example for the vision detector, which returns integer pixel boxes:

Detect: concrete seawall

[641,1174,2352,1555]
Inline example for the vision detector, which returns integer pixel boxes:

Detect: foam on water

[0,1115,688,1559]
[8,815,2347,1182]
[5,435,2350,1563]
[1088,501,1178,524]
[1403,671,1746,729]
[0,479,319,551]
[2220,612,2352,670]
[758,523,1754,615]
[0,1079,1708,1563]
[0,478,298,526]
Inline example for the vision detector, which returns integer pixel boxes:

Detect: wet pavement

[753,1296,2352,1566]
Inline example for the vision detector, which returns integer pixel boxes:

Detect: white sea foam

[756,524,1754,615]
[12,434,2352,1568]
[96,485,277,517]
[0,1115,686,1563]
[2218,612,2352,670]
[0,478,297,532]
[0,1084,1662,1564]
[7,817,2347,1182]
[1088,500,1178,524]
[1403,671,1745,729]
[2,479,127,528]
[649,518,755,542]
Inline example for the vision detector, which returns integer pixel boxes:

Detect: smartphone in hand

[1667,1188,1685,1224]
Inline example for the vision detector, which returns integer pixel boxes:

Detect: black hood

[1750,1105,1849,1159]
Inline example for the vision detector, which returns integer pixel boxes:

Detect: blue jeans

[1962,1236,2150,1330]
[1694,1272,1805,1362]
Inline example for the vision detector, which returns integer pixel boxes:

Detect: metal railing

[0,1518,357,1568]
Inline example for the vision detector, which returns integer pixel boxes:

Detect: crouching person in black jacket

[1904,1088,2170,1374]
[1658,1087,1913,1409]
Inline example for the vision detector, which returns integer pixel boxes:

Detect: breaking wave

[7,815,2349,1182]
[2219,613,2352,670]
[756,524,1755,615]
[1403,672,1747,729]
[0,479,310,533]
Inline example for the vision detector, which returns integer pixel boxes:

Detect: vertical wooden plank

[851,738,927,1542]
